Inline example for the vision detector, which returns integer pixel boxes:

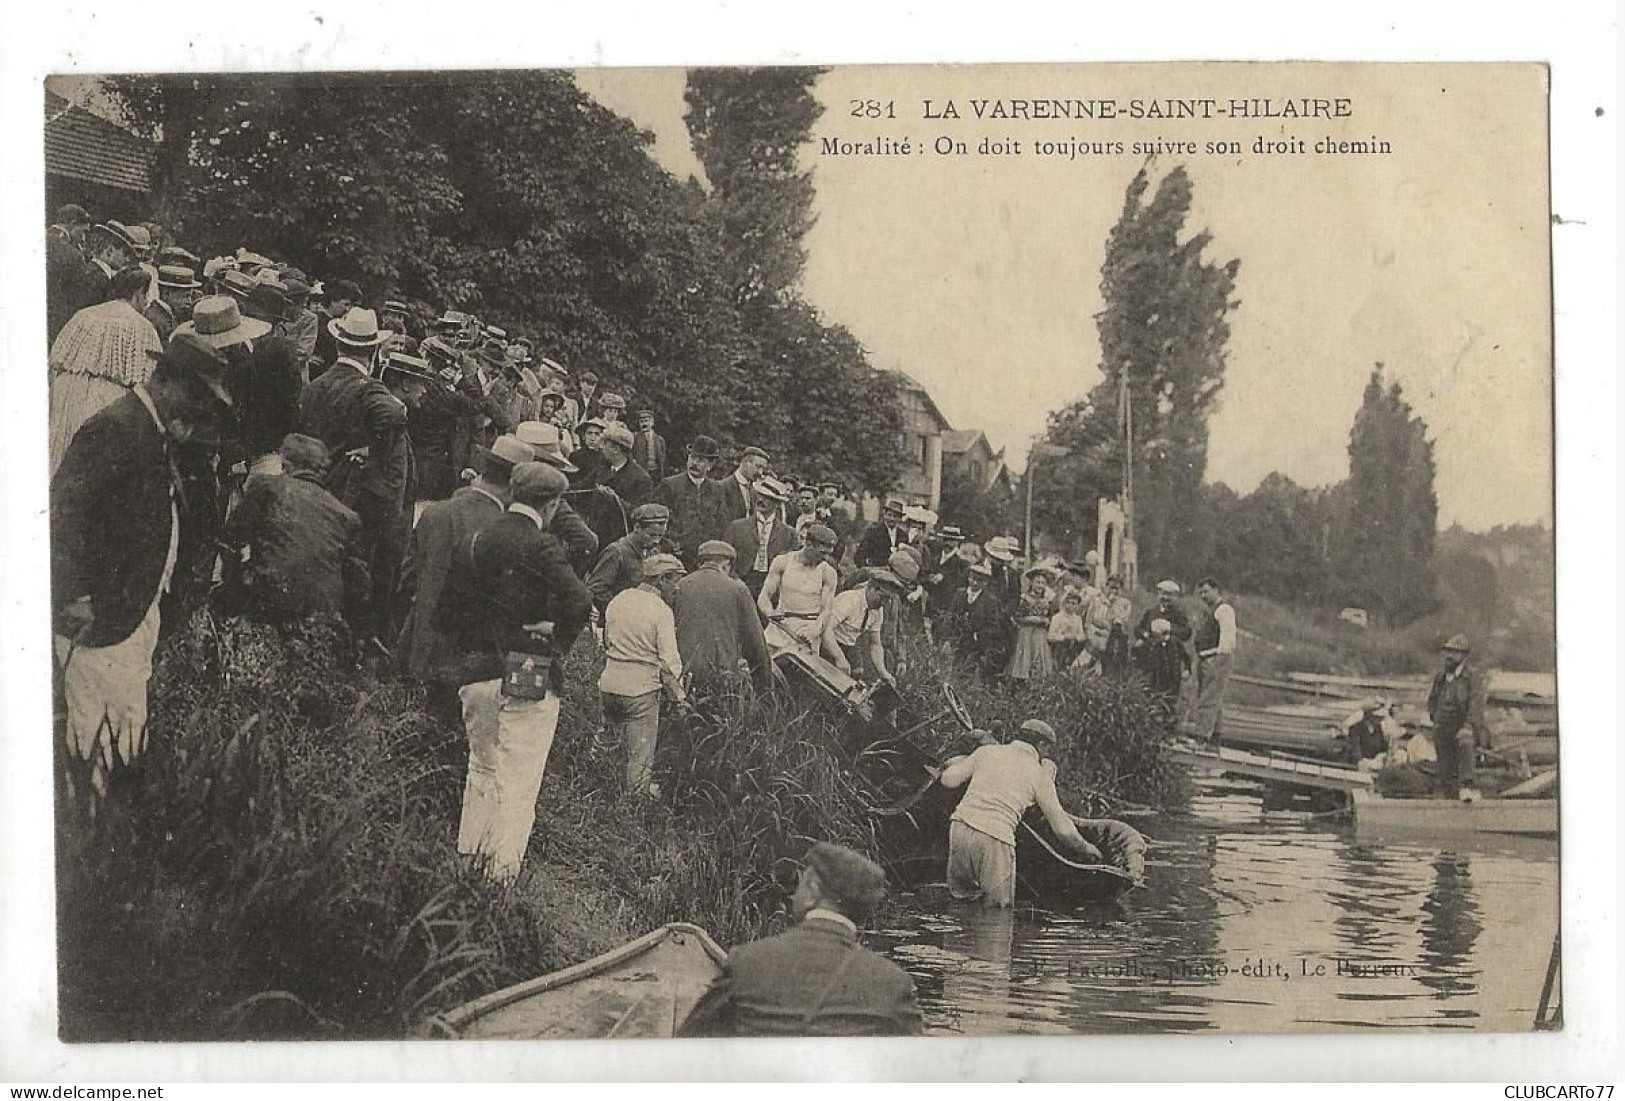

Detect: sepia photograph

[32,58,1566,1048]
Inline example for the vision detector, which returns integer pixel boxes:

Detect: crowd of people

[46,206,1257,1032]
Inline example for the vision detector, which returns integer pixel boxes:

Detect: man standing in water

[937,719,1102,907]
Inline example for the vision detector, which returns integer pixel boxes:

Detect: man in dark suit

[651,435,730,567]
[395,436,533,725]
[940,561,1012,680]
[52,333,233,793]
[721,445,770,522]
[678,842,921,1037]
[220,433,369,627]
[630,407,667,480]
[437,462,591,884]
[596,422,653,508]
[673,540,773,692]
[723,477,799,600]
[297,307,407,644]
[46,204,96,343]
[143,265,202,344]
[854,496,907,568]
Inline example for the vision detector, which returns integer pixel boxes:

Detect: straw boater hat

[752,476,792,503]
[514,422,579,472]
[171,295,272,350]
[328,307,393,348]
[983,535,1021,562]
[156,265,201,290]
[219,269,258,300]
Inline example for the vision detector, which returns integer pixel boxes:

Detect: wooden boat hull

[1351,788,1558,838]
[1015,818,1144,903]
[431,923,727,1040]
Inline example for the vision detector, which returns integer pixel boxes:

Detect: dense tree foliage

[103,69,904,494]
[1030,164,1240,579]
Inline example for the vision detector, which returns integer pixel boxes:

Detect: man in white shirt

[599,553,688,797]
[937,719,1102,907]
[1191,576,1237,745]
[821,569,905,686]
[759,523,840,651]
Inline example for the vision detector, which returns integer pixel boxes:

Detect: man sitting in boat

[937,719,1103,907]
[677,842,922,1037]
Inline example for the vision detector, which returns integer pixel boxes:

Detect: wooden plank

[1499,770,1558,798]
[1167,742,1373,792]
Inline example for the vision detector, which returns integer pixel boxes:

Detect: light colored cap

[752,476,791,503]
[641,553,686,579]
[1441,633,1471,652]
[1156,580,1181,595]
[631,502,672,524]
[601,422,636,450]
[487,435,535,468]
[887,550,921,584]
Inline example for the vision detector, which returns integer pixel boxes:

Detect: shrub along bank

[56,614,1179,1040]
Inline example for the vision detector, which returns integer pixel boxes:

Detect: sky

[576,63,1554,532]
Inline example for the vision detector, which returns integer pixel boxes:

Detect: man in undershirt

[759,523,840,651]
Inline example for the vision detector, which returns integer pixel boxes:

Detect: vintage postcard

[34,58,1559,1057]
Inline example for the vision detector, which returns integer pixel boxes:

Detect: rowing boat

[430,923,727,1040]
[1350,787,1558,839]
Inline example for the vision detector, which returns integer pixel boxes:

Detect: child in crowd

[1047,589,1089,670]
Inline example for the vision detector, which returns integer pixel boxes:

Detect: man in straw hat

[674,540,773,692]
[938,719,1103,907]
[651,434,731,569]
[1426,634,1487,801]
[679,841,921,1037]
[395,435,532,712]
[297,306,407,647]
[513,421,599,572]
[723,476,798,600]
[52,333,234,796]
[821,567,906,687]
[144,264,201,343]
[599,553,689,798]
[438,461,591,884]
[758,522,840,652]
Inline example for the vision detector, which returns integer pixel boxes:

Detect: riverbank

[56,614,1181,1040]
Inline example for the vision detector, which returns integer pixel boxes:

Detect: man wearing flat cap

[52,333,235,796]
[674,540,773,693]
[586,502,672,618]
[723,477,798,600]
[938,719,1103,907]
[631,407,666,480]
[600,553,689,797]
[436,461,591,884]
[1427,634,1487,801]
[679,842,921,1037]
[1135,579,1193,650]
[723,445,771,522]
[596,421,654,509]
[651,435,731,569]
[821,568,906,687]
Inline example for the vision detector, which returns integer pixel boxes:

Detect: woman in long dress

[48,266,161,475]
[1005,567,1057,681]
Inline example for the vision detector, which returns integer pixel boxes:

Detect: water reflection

[877,775,1555,1034]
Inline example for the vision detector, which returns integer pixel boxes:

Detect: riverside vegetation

[56,615,1183,1041]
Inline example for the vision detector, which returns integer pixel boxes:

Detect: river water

[874,775,1559,1034]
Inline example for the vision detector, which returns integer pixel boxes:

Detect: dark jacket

[600,458,653,509]
[223,468,366,621]
[631,429,667,480]
[143,299,179,345]
[51,390,179,647]
[854,521,903,569]
[942,585,1011,671]
[1428,665,1486,735]
[673,566,772,688]
[548,499,601,576]
[585,535,649,615]
[678,917,921,1037]
[1132,636,1189,698]
[46,231,98,343]
[436,508,591,691]
[395,485,506,682]
[723,514,799,577]
[650,472,730,562]
[719,469,758,522]
[297,358,408,509]
[237,334,306,462]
